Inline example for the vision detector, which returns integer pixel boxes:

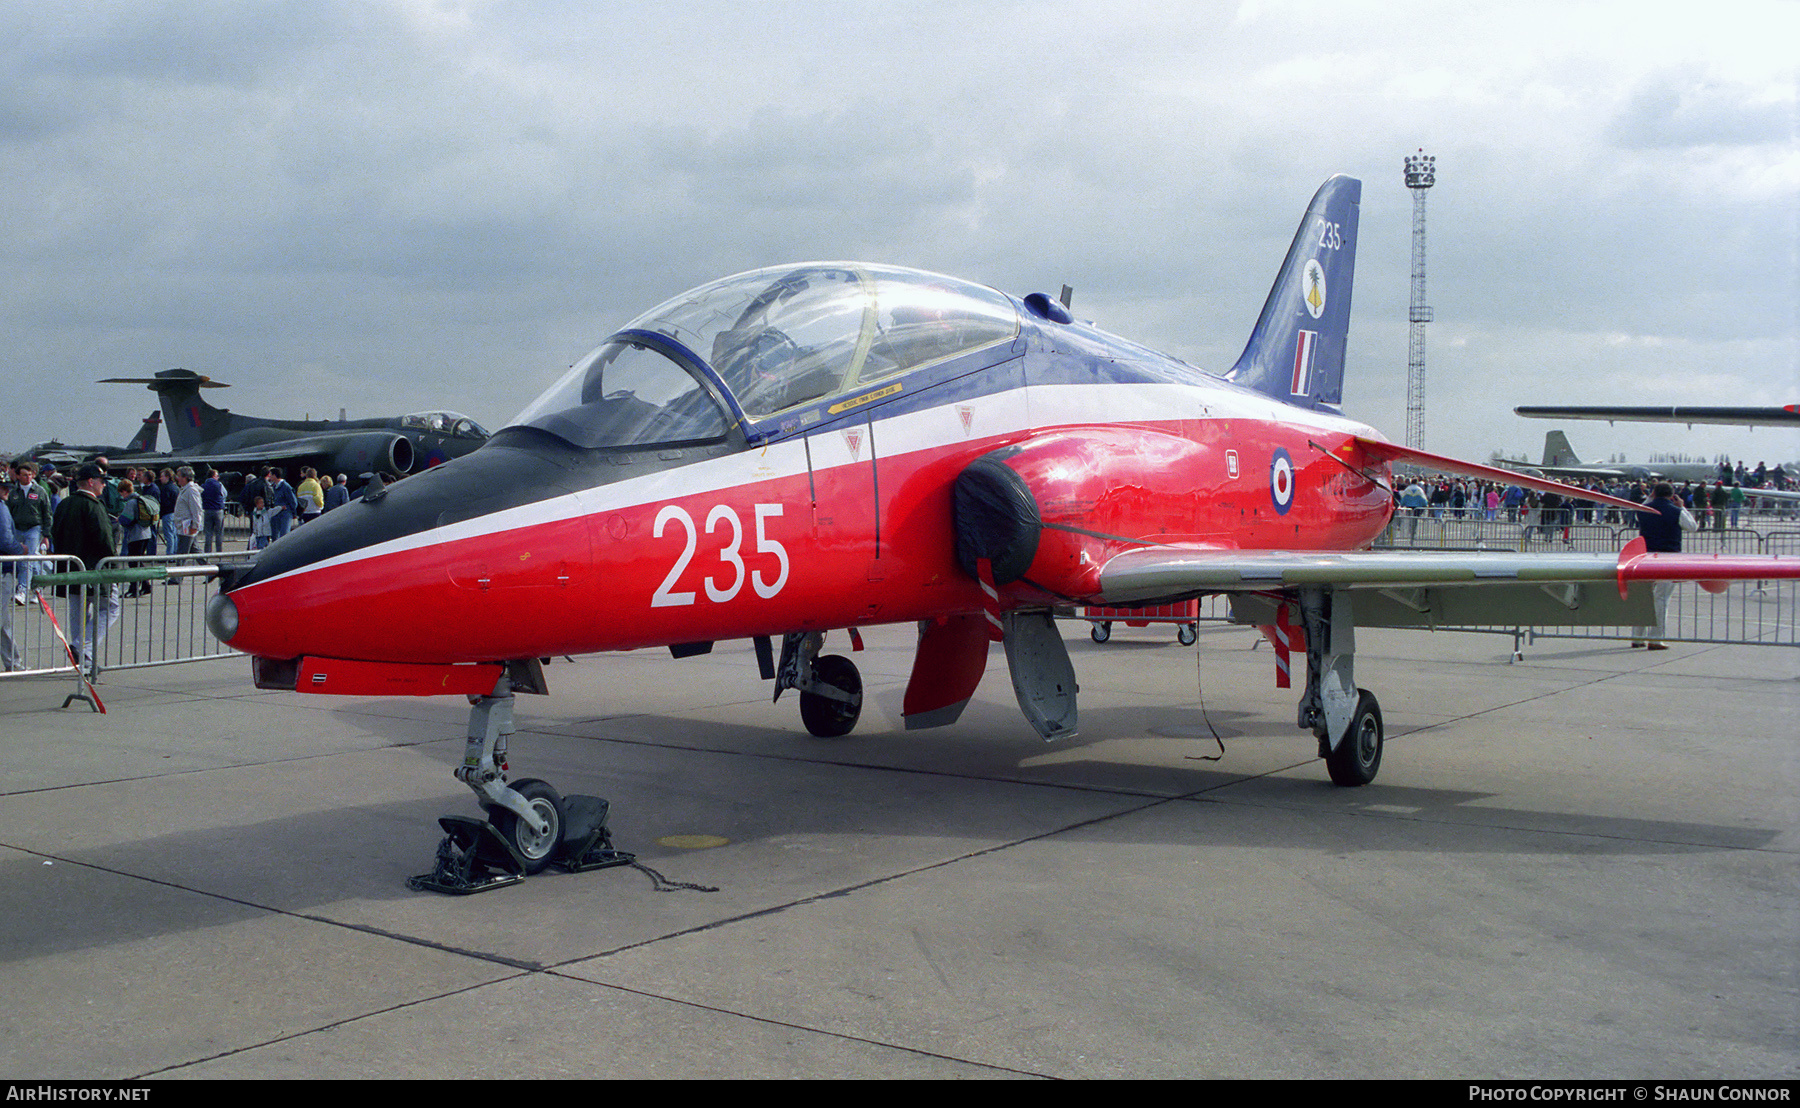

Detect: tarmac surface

[1,620,1795,1079]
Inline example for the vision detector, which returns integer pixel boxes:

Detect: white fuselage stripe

[249,382,1379,589]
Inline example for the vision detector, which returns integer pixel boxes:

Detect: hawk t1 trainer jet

[205,176,1800,879]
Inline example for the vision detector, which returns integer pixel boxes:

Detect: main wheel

[1325,689,1383,787]
[1177,622,1198,646]
[1091,621,1112,643]
[491,778,564,873]
[799,654,862,737]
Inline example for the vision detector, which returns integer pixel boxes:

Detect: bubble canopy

[507,263,1019,449]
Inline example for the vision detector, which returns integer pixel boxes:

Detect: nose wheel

[490,778,564,874]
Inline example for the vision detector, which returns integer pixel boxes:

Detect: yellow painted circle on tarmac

[657,834,730,849]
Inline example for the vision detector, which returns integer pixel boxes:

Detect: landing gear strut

[773,631,864,737]
[1294,587,1384,787]
[408,674,634,894]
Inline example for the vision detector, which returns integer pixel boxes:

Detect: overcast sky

[4,0,1795,468]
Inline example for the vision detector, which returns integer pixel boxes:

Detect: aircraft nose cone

[215,431,599,662]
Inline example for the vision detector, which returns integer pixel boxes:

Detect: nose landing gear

[408,675,634,895]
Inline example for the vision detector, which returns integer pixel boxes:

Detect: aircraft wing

[1097,542,1800,628]
[1515,405,1800,427]
[1350,438,1642,511]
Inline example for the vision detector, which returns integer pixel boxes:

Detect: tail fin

[98,369,232,451]
[125,412,162,454]
[1542,430,1580,467]
[1224,175,1361,412]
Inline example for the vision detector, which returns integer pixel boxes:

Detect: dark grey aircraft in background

[20,412,163,468]
[100,368,489,481]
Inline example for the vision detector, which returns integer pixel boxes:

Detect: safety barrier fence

[1377,516,1797,556]
[0,551,253,687]
[1348,528,1799,650]
[1387,498,1798,523]
[89,552,257,673]
[2,554,86,678]
[1169,577,1798,652]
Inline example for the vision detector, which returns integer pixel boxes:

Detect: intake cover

[953,452,1041,586]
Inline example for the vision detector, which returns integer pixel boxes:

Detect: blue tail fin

[1224,175,1361,413]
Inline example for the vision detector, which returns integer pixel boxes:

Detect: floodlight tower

[1403,149,1436,450]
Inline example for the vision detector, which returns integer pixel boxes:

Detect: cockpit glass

[621,263,1019,419]
[506,340,727,449]
[401,411,490,438]
[506,263,1019,447]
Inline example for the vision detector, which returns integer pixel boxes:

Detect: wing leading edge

[1097,540,1800,629]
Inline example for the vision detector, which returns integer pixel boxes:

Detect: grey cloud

[1608,70,1794,149]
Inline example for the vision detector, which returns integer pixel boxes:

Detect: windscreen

[506,263,1019,445]
[620,263,1018,419]
[506,339,727,449]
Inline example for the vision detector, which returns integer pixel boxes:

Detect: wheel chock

[555,795,636,874]
[407,816,527,895]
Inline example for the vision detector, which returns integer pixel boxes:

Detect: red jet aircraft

[207,176,1800,878]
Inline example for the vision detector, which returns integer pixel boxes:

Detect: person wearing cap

[49,462,121,667]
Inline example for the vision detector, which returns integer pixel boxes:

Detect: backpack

[134,495,160,527]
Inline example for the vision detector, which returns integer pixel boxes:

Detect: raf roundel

[1270,448,1295,514]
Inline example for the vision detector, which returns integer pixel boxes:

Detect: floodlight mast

[1403,150,1435,451]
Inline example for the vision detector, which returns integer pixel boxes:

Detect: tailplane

[1224,175,1361,413]
[98,369,233,451]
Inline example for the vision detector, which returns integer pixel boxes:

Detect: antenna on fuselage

[1059,285,1074,309]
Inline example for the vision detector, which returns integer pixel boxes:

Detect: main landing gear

[409,674,635,895]
[770,631,864,737]
[1293,586,1384,787]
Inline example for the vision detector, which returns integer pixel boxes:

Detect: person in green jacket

[49,463,121,667]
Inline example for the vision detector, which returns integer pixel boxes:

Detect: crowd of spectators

[1397,459,1795,540]
[2,457,381,668]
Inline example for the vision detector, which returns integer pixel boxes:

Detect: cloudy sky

[4,0,1795,468]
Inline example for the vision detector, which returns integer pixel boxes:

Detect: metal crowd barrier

[89,551,257,673]
[1367,523,1799,650]
[1,551,256,694]
[2,554,87,678]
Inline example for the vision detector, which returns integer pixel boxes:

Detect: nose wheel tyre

[491,778,564,874]
[1325,690,1383,787]
[800,654,863,738]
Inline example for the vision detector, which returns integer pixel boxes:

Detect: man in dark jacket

[50,463,121,666]
[1632,482,1698,651]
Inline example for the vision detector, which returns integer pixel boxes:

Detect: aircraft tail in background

[123,412,162,454]
[98,369,234,451]
[1224,174,1360,414]
[1542,430,1581,468]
